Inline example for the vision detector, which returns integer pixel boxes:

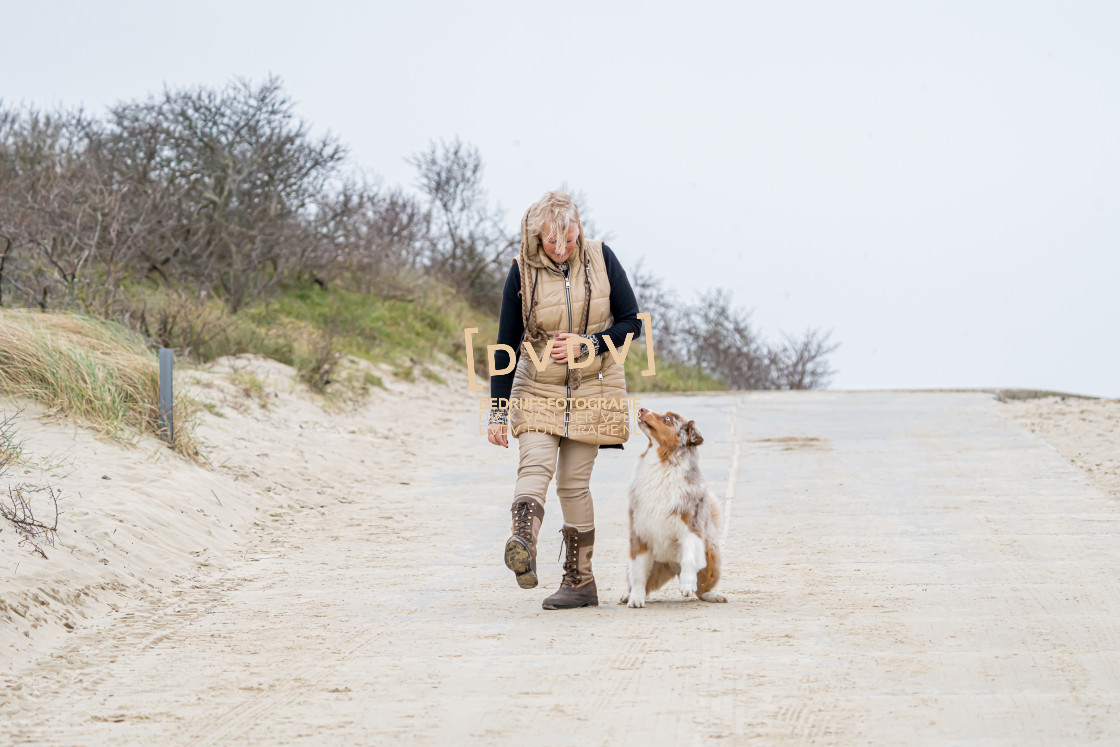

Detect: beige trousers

[515,430,599,531]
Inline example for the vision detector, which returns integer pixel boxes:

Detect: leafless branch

[1,412,61,560]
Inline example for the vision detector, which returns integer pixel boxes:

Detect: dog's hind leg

[697,543,725,602]
[625,552,654,608]
[679,532,707,597]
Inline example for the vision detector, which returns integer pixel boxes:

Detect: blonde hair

[527,190,581,242]
[517,188,594,389]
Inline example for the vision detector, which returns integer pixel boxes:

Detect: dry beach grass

[0,309,197,456]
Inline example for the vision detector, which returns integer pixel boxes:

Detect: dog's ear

[686,420,703,447]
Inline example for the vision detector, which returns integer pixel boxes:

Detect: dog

[619,407,727,608]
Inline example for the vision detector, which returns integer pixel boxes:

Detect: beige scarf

[517,203,593,390]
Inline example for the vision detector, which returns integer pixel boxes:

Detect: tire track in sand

[184,626,384,746]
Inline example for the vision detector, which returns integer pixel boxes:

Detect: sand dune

[0,353,467,662]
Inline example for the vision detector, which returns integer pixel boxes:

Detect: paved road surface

[4,392,1119,744]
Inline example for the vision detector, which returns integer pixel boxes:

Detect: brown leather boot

[504,498,545,589]
[542,526,598,610]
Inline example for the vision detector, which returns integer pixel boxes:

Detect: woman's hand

[550,332,589,364]
[487,422,508,448]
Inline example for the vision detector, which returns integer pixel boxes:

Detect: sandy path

[4,389,1120,743]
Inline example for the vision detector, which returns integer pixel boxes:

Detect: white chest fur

[629,455,703,562]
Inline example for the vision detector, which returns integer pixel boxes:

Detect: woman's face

[540,223,578,263]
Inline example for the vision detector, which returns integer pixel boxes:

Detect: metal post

[159,348,174,444]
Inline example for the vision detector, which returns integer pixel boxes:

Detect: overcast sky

[4,1,1117,397]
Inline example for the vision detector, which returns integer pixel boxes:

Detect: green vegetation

[623,352,726,393]
[248,280,478,369]
[228,369,270,409]
[119,275,498,392]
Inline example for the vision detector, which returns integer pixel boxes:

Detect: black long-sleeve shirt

[490,243,642,405]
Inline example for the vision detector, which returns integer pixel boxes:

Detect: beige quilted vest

[508,239,630,445]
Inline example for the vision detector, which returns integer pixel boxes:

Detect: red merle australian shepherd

[620,407,727,608]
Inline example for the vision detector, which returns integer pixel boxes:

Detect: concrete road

[5,391,1119,744]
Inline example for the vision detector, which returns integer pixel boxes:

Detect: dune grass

[247,282,732,395]
[248,279,495,373]
[121,287,338,388]
[124,276,497,395]
[121,272,726,398]
[0,309,197,456]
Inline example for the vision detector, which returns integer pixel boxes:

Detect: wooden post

[159,348,174,444]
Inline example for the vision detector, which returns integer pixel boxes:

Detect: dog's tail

[720,404,740,543]
[709,492,722,531]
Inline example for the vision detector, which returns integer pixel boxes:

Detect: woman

[486,190,642,610]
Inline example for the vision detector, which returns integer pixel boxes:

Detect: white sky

[3,1,1117,397]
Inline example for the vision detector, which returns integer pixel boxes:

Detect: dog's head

[636,407,703,462]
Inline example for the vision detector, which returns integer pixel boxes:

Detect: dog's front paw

[680,577,698,597]
[618,592,630,605]
[627,592,646,609]
[700,591,727,603]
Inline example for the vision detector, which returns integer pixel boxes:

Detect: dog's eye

[664,416,671,423]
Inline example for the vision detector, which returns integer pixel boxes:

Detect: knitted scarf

[517,203,593,390]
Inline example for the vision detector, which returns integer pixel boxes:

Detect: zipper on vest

[562,263,572,438]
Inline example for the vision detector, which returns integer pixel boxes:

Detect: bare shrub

[1,483,60,560]
[306,178,431,295]
[629,271,839,390]
[0,106,161,313]
[3,82,840,395]
[629,259,685,362]
[0,412,60,559]
[769,328,839,390]
[406,137,517,308]
[116,288,255,360]
[105,76,347,311]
